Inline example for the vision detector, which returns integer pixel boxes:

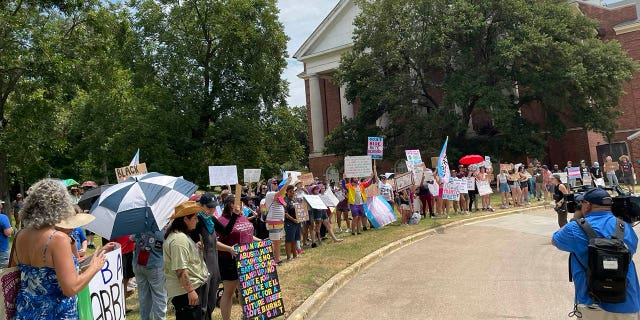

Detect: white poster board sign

[405,150,422,165]
[442,182,459,201]
[456,178,468,194]
[344,156,372,178]
[320,188,340,207]
[209,165,238,186]
[243,169,261,183]
[303,194,328,210]
[285,171,302,183]
[467,177,476,190]
[86,244,124,319]
[557,172,568,184]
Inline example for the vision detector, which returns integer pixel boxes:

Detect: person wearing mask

[605,155,620,187]
[10,179,111,319]
[163,201,210,320]
[192,192,239,320]
[552,188,640,318]
[133,230,167,320]
[216,195,260,320]
[342,172,376,235]
[620,155,635,193]
[551,174,570,228]
[11,193,23,229]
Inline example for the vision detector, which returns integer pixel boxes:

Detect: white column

[340,85,354,120]
[308,74,325,155]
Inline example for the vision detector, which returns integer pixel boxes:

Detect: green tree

[330,0,638,162]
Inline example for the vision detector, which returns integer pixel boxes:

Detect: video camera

[563,185,640,223]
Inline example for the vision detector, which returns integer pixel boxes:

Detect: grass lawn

[120,193,546,320]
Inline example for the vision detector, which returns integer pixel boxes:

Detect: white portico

[294,0,359,177]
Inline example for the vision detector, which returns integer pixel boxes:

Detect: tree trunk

[0,155,10,204]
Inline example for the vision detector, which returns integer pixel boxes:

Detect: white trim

[293,0,352,60]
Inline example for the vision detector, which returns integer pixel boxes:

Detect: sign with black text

[115,163,147,183]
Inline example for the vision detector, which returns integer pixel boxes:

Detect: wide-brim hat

[170,201,201,219]
[56,213,95,229]
[619,155,630,161]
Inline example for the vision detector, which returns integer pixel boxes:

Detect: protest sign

[467,177,476,190]
[567,167,581,179]
[394,172,413,191]
[235,240,285,320]
[477,180,493,196]
[77,244,124,320]
[284,171,301,183]
[367,137,384,160]
[298,173,315,186]
[594,178,605,187]
[604,161,619,172]
[431,157,438,169]
[582,174,592,184]
[320,188,340,207]
[303,195,328,210]
[243,169,261,183]
[295,203,309,222]
[344,156,372,178]
[442,182,459,201]
[115,163,147,183]
[557,172,568,184]
[209,165,238,186]
[500,163,514,172]
[456,178,469,194]
[405,150,422,165]
[424,171,434,182]
[412,163,427,185]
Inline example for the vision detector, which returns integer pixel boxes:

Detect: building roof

[293,0,359,61]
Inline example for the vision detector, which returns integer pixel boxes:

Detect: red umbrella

[459,155,484,165]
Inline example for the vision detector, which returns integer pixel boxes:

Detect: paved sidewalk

[312,209,628,320]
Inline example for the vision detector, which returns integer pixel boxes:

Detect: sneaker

[446,215,450,219]
[337,227,343,233]
[352,232,356,236]
[466,211,470,215]
[363,226,368,231]
[345,228,351,233]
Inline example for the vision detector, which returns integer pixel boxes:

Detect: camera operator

[551,174,570,227]
[552,188,640,319]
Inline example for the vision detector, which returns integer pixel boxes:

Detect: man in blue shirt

[553,188,640,319]
[0,209,13,268]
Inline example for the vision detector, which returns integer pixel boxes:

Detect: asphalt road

[311,209,640,320]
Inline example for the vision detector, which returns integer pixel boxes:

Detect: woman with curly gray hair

[9,178,109,320]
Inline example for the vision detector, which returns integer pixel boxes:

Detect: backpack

[571,218,630,304]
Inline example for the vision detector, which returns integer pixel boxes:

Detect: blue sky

[276,0,337,107]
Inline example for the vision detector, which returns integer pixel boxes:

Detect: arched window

[325,165,339,184]
[394,159,408,174]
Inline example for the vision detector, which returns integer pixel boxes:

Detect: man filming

[552,188,640,319]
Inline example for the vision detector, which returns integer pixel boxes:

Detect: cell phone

[79,255,93,268]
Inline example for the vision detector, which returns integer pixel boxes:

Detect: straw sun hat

[169,201,201,219]
[56,213,95,229]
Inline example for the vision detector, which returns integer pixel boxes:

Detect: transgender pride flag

[437,137,450,182]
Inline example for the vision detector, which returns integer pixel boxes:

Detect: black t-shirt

[621,162,633,175]
[590,167,603,179]
[284,196,296,219]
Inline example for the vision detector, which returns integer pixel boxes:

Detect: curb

[286,205,546,320]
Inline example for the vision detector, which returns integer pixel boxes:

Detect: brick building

[294,0,640,179]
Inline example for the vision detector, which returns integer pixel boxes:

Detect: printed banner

[344,156,373,178]
[567,167,581,179]
[477,180,493,196]
[78,244,124,320]
[303,194,328,210]
[394,172,413,191]
[367,137,384,160]
[235,240,285,320]
[244,169,261,183]
[115,163,148,183]
[442,182,459,201]
[209,165,239,186]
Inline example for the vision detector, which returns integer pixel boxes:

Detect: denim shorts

[499,183,510,193]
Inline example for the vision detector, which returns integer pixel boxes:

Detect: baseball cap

[198,192,218,208]
[578,188,612,206]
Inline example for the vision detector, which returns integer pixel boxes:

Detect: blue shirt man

[0,213,12,268]
[69,227,87,253]
[553,188,640,317]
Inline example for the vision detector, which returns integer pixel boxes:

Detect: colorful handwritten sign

[236,240,285,320]
[367,137,384,160]
[115,163,147,183]
[298,173,315,186]
[344,156,372,178]
[405,150,422,165]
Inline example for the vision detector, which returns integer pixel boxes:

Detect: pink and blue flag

[437,137,450,182]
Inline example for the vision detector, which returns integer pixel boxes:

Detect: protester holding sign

[10,179,110,320]
[605,156,620,186]
[508,169,522,207]
[284,186,301,261]
[215,195,261,320]
[418,173,434,218]
[309,185,343,244]
[265,176,291,264]
[342,171,377,235]
[477,167,494,211]
[163,201,210,320]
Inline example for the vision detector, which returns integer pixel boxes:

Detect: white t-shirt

[379,181,393,201]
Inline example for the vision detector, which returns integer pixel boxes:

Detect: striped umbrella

[85,172,198,240]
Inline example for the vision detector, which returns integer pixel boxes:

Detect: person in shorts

[342,172,376,235]
[620,155,635,193]
[309,184,342,244]
[284,186,301,260]
[265,177,291,264]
